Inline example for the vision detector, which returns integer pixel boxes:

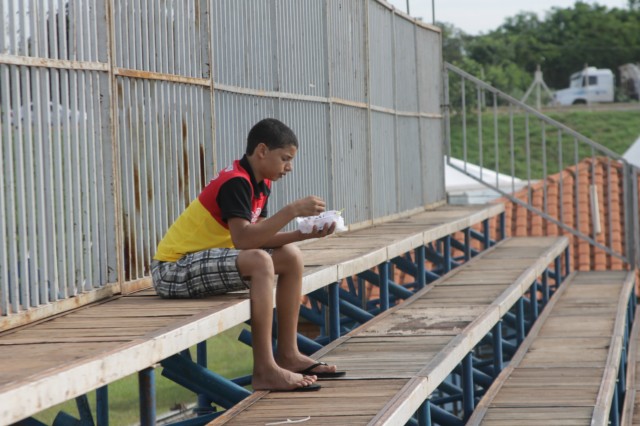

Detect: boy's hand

[290,196,326,217]
[304,221,337,240]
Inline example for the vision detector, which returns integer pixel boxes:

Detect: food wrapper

[296,210,347,234]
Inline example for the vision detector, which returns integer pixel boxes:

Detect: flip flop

[298,361,346,378]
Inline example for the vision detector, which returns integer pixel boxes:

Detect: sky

[386,0,628,35]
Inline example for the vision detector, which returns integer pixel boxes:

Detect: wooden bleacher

[467,271,635,426]
[210,236,569,426]
[0,203,503,425]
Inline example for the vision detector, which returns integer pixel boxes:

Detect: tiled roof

[487,156,640,289]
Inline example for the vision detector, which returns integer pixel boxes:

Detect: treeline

[442,1,640,98]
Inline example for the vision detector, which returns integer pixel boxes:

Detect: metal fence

[444,62,640,270]
[0,0,445,320]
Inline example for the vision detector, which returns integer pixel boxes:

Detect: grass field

[448,107,640,179]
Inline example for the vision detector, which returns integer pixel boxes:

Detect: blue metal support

[515,298,525,345]
[196,341,214,415]
[96,386,108,426]
[417,399,432,426]
[18,419,47,426]
[429,403,464,426]
[161,354,250,409]
[139,368,156,426]
[564,247,571,277]
[309,287,375,325]
[610,384,620,426]
[492,321,504,376]
[554,255,562,288]
[529,281,539,323]
[541,270,550,306]
[328,282,341,341]
[499,212,506,241]
[416,245,426,290]
[357,269,414,301]
[464,228,471,260]
[462,353,474,421]
[377,262,390,311]
[169,411,224,426]
[482,218,490,248]
[443,236,452,273]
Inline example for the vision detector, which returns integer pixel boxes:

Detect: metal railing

[444,62,640,270]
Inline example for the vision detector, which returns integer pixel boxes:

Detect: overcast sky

[386,0,628,35]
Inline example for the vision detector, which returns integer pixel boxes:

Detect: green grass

[448,108,640,179]
[33,324,253,425]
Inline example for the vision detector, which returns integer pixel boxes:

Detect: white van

[553,67,615,106]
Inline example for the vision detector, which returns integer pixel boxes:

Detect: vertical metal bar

[542,121,548,214]
[542,270,549,306]
[443,68,451,160]
[416,246,426,290]
[530,281,538,322]
[525,113,531,205]
[464,228,471,261]
[138,368,156,426]
[574,138,580,241]
[482,218,490,249]
[509,105,515,193]
[378,262,390,312]
[516,298,525,344]
[565,246,571,277]
[477,86,483,179]
[461,77,467,170]
[499,211,506,241]
[492,321,503,376]
[493,92,499,188]
[417,398,431,426]
[558,131,564,233]
[96,386,109,426]
[555,255,563,288]
[196,341,211,412]
[610,385,620,426]
[328,282,340,341]
[462,353,474,421]
[443,236,451,273]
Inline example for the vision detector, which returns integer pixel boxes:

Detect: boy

[152,118,342,392]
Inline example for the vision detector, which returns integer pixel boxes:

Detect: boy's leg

[271,244,339,375]
[236,249,317,391]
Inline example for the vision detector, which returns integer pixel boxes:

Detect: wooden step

[211,236,569,426]
[467,271,635,426]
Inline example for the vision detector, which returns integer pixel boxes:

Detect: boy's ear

[256,142,269,158]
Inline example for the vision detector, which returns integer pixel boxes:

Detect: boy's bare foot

[252,363,318,391]
[275,352,340,376]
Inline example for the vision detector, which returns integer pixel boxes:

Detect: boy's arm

[227,196,331,249]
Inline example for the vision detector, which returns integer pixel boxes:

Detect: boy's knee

[275,244,303,263]
[238,249,274,276]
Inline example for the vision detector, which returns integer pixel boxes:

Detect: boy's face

[256,144,297,182]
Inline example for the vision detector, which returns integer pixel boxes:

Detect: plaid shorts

[151,248,250,299]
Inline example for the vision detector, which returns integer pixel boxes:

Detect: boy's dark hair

[246,118,298,155]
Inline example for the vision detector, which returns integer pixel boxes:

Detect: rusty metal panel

[276,0,328,97]
[371,111,397,218]
[416,27,442,115]
[397,116,423,211]
[113,0,209,78]
[117,77,213,281]
[211,0,276,91]
[422,117,445,205]
[368,1,394,110]
[394,14,418,112]
[275,99,332,216]
[331,105,370,224]
[327,0,367,103]
[213,91,276,173]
